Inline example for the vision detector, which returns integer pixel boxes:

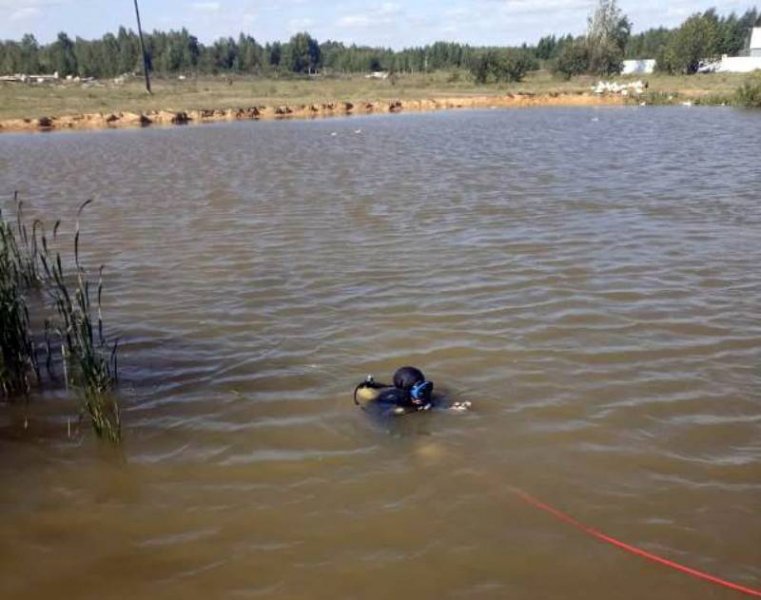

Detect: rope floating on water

[510,487,761,598]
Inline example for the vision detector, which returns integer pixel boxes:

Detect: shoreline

[0,92,626,134]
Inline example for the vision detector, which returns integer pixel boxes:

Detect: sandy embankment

[0,92,624,133]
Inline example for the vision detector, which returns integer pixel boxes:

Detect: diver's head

[393,366,434,405]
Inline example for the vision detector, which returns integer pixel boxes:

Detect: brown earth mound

[0,93,624,133]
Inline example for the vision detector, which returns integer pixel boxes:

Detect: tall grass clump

[0,204,38,397]
[735,72,761,109]
[1,195,120,442]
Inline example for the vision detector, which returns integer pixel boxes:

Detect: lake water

[1,107,760,599]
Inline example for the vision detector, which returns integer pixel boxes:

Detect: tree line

[0,28,531,79]
[0,4,758,81]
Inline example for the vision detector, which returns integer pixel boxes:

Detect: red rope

[510,487,761,597]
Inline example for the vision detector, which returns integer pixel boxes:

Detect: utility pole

[133,0,152,94]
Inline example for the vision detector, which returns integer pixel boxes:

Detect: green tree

[0,41,22,74]
[718,9,759,56]
[73,37,97,76]
[98,33,120,76]
[49,32,77,76]
[284,32,320,74]
[19,34,40,73]
[586,0,630,75]
[626,27,673,59]
[658,11,721,74]
[536,35,558,60]
[266,42,282,69]
[209,37,238,72]
[116,27,139,73]
[238,34,261,72]
[552,40,590,79]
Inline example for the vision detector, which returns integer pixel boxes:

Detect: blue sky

[0,1,755,48]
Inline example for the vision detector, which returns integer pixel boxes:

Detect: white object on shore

[622,59,656,75]
[593,80,646,96]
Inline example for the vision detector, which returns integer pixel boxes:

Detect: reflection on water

[0,107,760,599]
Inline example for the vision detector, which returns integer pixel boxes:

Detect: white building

[751,27,761,58]
[715,56,761,73]
[622,59,655,75]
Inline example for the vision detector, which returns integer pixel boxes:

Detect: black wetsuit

[374,387,417,408]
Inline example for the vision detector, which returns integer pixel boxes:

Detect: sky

[0,0,755,48]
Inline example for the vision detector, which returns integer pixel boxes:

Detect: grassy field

[0,70,751,121]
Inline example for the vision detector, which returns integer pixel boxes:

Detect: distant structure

[751,27,761,57]
[622,27,761,75]
[715,55,761,72]
[0,72,59,83]
[622,59,655,75]
[714,26,761,71]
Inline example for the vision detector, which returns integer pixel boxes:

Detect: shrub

[736,72,761,108]
[552,41,590,80]
[470,50,537,84]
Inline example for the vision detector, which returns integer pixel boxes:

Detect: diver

[353,366,471,415]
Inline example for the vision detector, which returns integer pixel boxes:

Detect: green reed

[0,204,38,397]
[1,194,120,442]
[39,199,120,441]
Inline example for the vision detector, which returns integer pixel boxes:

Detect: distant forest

[0,6,758,78]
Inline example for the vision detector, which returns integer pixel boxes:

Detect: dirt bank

[0,92,624,133]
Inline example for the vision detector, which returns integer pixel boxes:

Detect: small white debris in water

[591,117,599,122]
[330,132,337,136]
[354,129,362,134]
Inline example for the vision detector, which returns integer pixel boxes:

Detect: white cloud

[0,0,65,8]
[0,0,67,29]
[10,6,40,19]
[337,2,404,30]
[337,15,371,28]
[191,2,221,12]
[287,17,314,33]
[377,2,401,17]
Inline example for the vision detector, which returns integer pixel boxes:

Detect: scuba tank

[353,375,390,406]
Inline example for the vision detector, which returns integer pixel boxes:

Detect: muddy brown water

[0,107,760,599]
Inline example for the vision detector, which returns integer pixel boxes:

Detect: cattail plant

[38,199,120,441]
[0,205,38,397]
[2,194,120,442]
